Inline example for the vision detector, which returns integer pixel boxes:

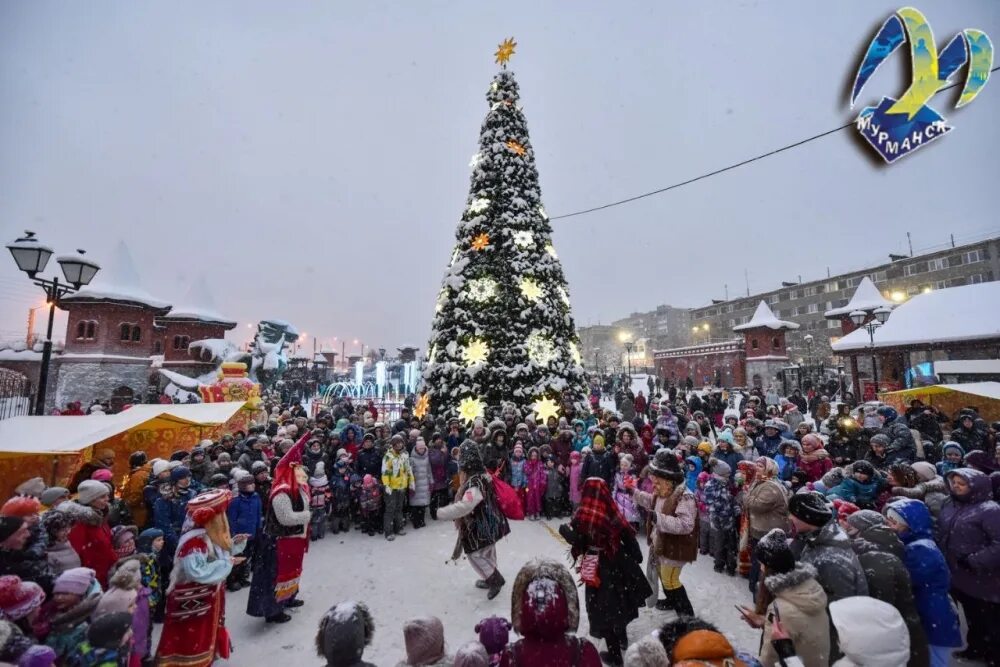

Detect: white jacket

[829,596,910,667]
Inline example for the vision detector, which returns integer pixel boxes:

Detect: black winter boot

[655,586,675,611]
[486,571,506,600]
[674,586,695,617]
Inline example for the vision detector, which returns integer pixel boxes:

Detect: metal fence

[0,369,33,420]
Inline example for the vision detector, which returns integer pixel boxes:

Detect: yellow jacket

[381,450,414,491]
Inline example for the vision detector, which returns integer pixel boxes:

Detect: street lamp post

[849,307,891,397]
[623,341,634,382]
[6,232,101,415]
[803,333,814,390]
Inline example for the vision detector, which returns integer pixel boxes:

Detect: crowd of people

[0,384,996,665]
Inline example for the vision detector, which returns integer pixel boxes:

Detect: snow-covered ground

[211,515,759,665]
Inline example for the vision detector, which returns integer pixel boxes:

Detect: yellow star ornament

[471,233,490,251]
[506,140,526,156]
[533,396,560,424]
[495,37,517,66]
[413,393,430,419]
[458,396,486,424]
[519,277,543,302]
[462,338,490,366]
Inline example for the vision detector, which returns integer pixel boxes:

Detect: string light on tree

[526,331,556,365]
[462,338,490,366]
[468,198,491,214]
[519,277,543,302]
[532,396,560,424]
[458,396,486,424]
[466,277,497,302]
[513,230,534,248]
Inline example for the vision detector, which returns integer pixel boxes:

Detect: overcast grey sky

[2,1,998,353]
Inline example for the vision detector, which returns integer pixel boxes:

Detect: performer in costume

[156,488,248,667]
[246,432,311,623]
[437,440,510,600]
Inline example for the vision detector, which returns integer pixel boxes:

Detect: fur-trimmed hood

[315,601,375,667]
[510,558,579,636]
[59,500,104,526]
[764,563,827,614]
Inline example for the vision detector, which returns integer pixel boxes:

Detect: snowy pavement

[212,515,759,665]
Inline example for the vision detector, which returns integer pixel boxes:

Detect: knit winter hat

[53,567,96,596]
[592,434,605,448]
[754,528,795,575]
[453,641,489,667]
[696,442,713,456]
[832,499,860,520]
[13,477,45,499]
[402,616,446,665]
[0,496,41,519]
[18,644,57,667]
[87,611,133,650]
[624,635,669,667]
[911,461,938,483]
[711,460,731,478]
[474,616,511,656]
[111,525,138,548]
[90,469,113,483]
[151,460,171,477]
[76,480,109,506]
[170,466,191,483]
[136,528,164,554]
[0,517,23,544]
[648,449,684,483]
[852,461,876,479]
[315,601,374,666]
[869,434,890,447]
[846,509,884,534]
[458,440,484,474]
[251,461,270,475]
[788,492,832,527]
[39,487,70,507]
[512,443,524,457]
[681,435,700,450]
[0,575,44,620]
[362,474,376,488]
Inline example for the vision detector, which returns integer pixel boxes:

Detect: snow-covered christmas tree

[420,39,587,424]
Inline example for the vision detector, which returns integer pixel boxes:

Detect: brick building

[654,339,746,388]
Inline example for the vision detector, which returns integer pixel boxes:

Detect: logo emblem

[851,7,993,163]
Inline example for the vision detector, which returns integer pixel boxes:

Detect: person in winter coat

[308,462,333,540]
[888,462,947,519]
[571,419,592,453]
[798,434,832,483]
[498,559,601,667]
[884,499,962,667]
[787,492,868,604]
[612,455,639,528]
[704,460,738,576]
[825,461,881,508]
[381,436,414,541]
[427,438,451,520]
[631,450,698,616]
[743,457,789,601]
[436,441,510,600]
[40,511,80,578]
[875,406,917,464]
[315,600,376,667]
[358,475,382,537]
[580,436,617,489]
[524,447,546,521]
[714,432,743,473]
[225,472,261,592]
[774,441,801,483]
[330,459,360,534]
[935,441,965,477]
[844,511,930,667]
[684,455,703,493]
[755,422,784,460]
[355,435,383,480]
[568,451,583,508]
[950,412,987,452]
[63,481,117,589]
[743,529,830,667]
[408,439,433,528]
[936,467,1000,663]
[41,567,102,661]
[69,611,133,667]
[828,597,911,667]
[558,478,651,666]
[121,454,151,530]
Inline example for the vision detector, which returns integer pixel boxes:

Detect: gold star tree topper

[495,37,517,66]
[533,396,560,424]
[458,396,486,424]
[413,393,430,419]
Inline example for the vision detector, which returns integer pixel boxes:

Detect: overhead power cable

[551,65,1000,221]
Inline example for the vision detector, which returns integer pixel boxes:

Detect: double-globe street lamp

[618,332,634,383]
[6,232,101,414]
[849,306,892,396]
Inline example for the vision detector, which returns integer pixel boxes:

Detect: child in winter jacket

[704,460,739,575]
[936,441,965,477]
[68,611,133,667]
[358,475,382,537]
[42,567,102,661]
[685,456,703,492]
[475,615,511,666]
[825,461,882,509]
[524,447,546,521]
[329,459,359,535]
[571,420,591,453]
[568,451,583,508]
[695,471,711,555]
[612,454,640,529]
[309,462,332,541]
[226,473,260,591]
[774,441,801,482]
[543,458,563,520]
[509,443,527,509]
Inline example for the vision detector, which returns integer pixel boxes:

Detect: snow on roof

[262,319,299,336]
[825,277,894,318]
[60,241,171,311]
[934,360,1000,375]
[0,349,44,362]
[161,276,236,327]
[832,281,1000,352]
[291,348,311,359]
[188,338,235,359]
[732,301,799,332]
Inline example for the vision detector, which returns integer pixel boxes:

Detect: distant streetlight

[6,231,101,414]
[849,307,892,395]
